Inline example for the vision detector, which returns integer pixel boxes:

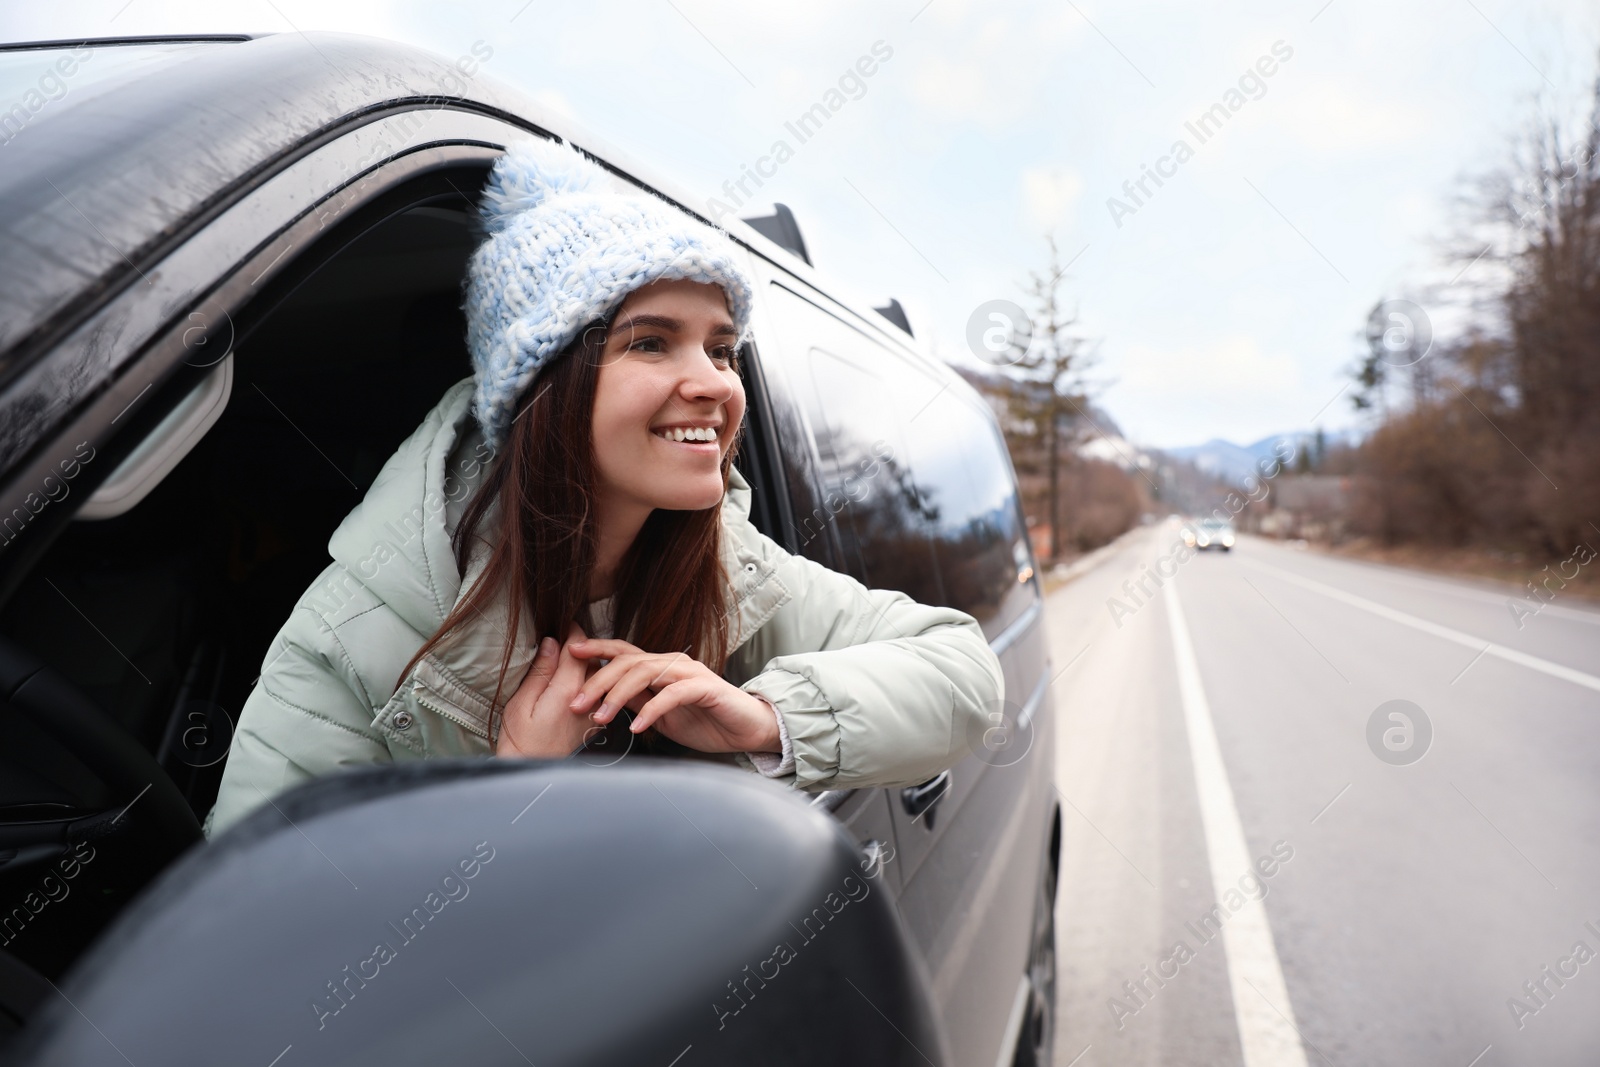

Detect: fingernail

[570,638,588,648]
[569,692,589,710]
[595,702,612,722]
[540,638,556,656]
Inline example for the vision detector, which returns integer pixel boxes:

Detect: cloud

[1266,76,1435,155]
[904,7,1087,130]
[1121,333,1296,394]
[908,51,1007,125]
[1022,166,1084,229]
[1107,333,1309,445]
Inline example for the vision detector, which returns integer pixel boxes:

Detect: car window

[803,346,945,608]
[893,384,1036,637]
[0,124,524,987]
[762,280,1035,637]
[0,176,488,823]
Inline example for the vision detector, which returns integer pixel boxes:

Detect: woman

[203,138,1003,839]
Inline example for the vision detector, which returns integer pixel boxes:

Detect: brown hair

[393,321,742,721]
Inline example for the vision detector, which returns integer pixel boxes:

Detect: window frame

[756,276,1039,634]
[0,110,533,599]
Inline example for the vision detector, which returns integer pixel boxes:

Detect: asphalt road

[1044,522,1600,1067]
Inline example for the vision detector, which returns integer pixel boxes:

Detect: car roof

[0,33,537,389]
[0,32,930,421]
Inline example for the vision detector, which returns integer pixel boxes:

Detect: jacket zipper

[412,683,491,742]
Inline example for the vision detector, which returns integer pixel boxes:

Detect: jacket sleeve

[203,606,393,839]
[730,540,1005,793]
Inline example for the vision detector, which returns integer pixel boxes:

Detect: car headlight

[1222,533,1235,546]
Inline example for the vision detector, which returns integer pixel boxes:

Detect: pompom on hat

[462,137,755,452]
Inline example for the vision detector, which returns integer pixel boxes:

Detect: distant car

[0,32,1058,1067]
[1184,518,1236,552]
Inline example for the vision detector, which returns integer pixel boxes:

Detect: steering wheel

[0,636,202,867]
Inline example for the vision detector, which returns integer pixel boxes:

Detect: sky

[5,0,1599,450]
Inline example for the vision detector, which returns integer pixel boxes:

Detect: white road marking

[1165,581,1309,1067]
[1245,558,1600,695]
[1252,539,1600,627]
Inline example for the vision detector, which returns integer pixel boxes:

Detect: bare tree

[1004,234,1098,560]
[1350,58,1600,553]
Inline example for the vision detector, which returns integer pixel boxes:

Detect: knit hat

[462,137,755,452]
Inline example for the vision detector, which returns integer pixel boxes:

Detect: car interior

[0,163,779,1004]
[0,178,468,990]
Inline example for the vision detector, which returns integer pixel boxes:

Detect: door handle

[900,770,951,827]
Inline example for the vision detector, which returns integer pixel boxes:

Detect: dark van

[0,32,1059,1067]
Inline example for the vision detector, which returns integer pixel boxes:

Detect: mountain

[949,364,1366,489]
[1165,433,1315,486]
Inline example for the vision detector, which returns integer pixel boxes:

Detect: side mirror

[11,759,948,1066]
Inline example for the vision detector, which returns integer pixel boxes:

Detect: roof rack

[873,297,912,337]
[740,203,810,266]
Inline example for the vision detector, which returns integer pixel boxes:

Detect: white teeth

[656,426,717,442]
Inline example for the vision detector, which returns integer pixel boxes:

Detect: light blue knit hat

[462,137,755,452]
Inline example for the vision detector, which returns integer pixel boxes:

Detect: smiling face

[589,278,746,517]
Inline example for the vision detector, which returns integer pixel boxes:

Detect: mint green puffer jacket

[203,377,1004,838]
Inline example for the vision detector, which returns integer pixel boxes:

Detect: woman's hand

[494,624,601,759]
[565,637,782,755]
